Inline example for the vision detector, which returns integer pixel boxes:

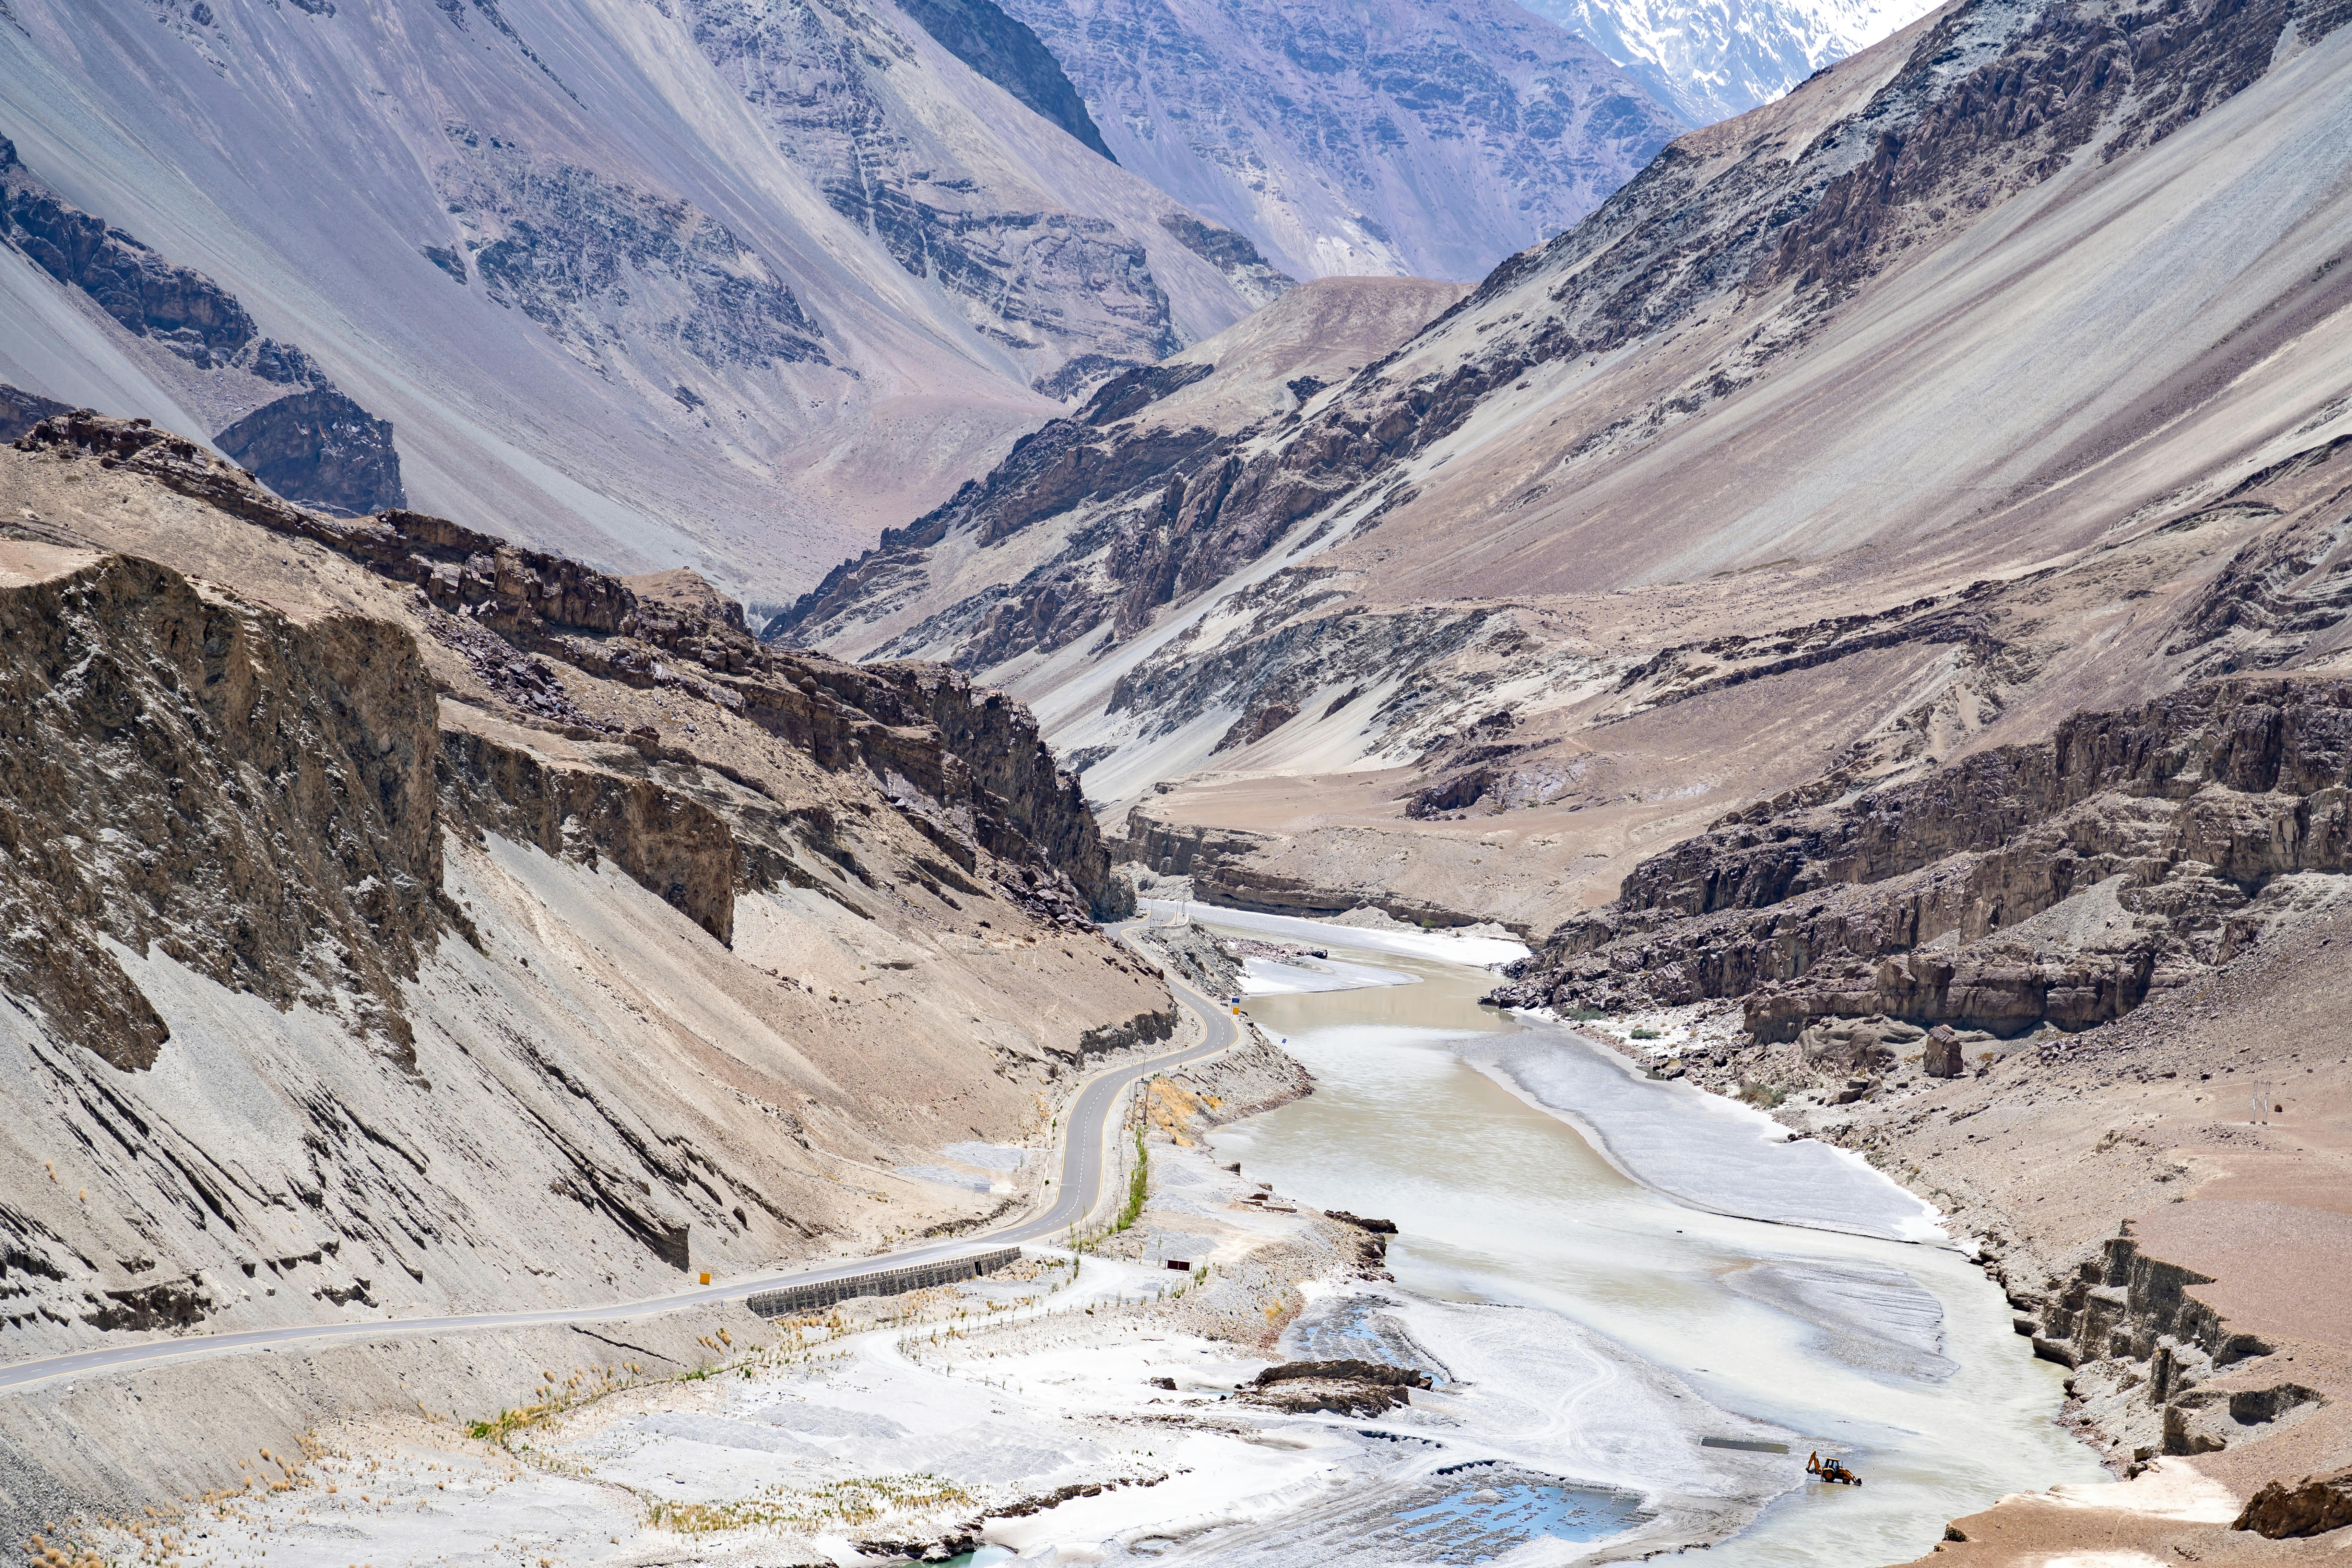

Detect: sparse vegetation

[645,1474,974,1535]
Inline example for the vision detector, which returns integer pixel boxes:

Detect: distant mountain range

[1525,0,1943,123]
[0,0,1306,609]
[772,0,2352,938]
[0,0,1695,611]
[996,0,1686,281]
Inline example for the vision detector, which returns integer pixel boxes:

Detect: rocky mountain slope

[997,0,1686,280]
[0,408,1169,1362]
[1492,676,2352,1039]
[0,0,1699,613]
[779,0,2352,942]
[1526,0,1941,125]
[0,0,1299,612]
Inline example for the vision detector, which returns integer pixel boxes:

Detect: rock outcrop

[433,135,829,374]
[0,551,440,1072]
[213,389,406,517]
[0,381,70,441]
[1492,678,2352,1038]
[1120,804,1509,931]
[1244,1358,1430,1415]
[764,275,1469,684]
[1990,1226,2331,1472]
[2235,1467,2352,1538]
[14,409,1125,920]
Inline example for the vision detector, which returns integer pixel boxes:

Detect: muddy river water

[1199,924,2111,1565]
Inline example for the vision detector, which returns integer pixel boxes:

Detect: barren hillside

[0,410,1170,1369]
[778,0,2352,943]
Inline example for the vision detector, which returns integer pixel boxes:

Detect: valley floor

[26,1088,1791,1568]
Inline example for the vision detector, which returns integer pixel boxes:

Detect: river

[1196,920,2112,1565]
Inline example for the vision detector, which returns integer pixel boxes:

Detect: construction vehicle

[1807,1452,1862,1486]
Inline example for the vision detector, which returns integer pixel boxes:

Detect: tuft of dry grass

[645,1474,974,1536]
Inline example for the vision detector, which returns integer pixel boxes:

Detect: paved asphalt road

[0,916,1241,1392]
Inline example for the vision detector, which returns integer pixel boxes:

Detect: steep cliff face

[0,412,1171,1360]
[0,549,440,1073]
[213,389,406,517]
[1491,678,2352,1038]
[1000,0,1684,280]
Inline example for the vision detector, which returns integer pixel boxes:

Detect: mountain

[1527,0,1942,125]
[773,0,2352,940]
[0,0,1697,617]
[997,0,1688,281]
[0,0,1297,612]
[0,407,1163,1361]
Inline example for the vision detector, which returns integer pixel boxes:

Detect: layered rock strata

[1490,677,2352,1041]
[15,409,1124,923]
[0,410,1173,1371]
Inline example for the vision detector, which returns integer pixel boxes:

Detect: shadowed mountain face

[214,390,406,517]
[897,0,1118,161]
[997,0,1687,281]
[779,0,2352,941]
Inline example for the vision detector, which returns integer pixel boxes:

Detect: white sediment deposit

[62,1136,1783,1568]
[46,915,2102,1566]
[1467,1023,1948,1242]
[1143,900,1533,969]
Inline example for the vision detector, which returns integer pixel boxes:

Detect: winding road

[0,916,1241,1393]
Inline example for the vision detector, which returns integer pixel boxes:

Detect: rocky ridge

[1490,677,2352,1041]
[14,408,1123,926]
[0,408,1168,1368]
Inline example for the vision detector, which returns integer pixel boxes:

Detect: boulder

[1924,1024,1964,1078]
[2234,1466,2352,1538]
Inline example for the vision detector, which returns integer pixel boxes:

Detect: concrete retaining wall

[745,1248,1023,1317]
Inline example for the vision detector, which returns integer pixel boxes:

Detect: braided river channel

[1193,911,2112,1565]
